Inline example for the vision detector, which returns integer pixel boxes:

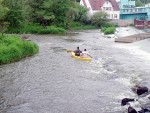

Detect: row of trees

[136,0,150,7]
[0,0,87,33]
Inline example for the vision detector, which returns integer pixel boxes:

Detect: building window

[103,7,105,10]
[131,9,133,12]
[114,14,117,18]
[105,7,111,10]
[106,7,108,10]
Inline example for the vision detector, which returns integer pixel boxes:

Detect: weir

[115,32,150,43]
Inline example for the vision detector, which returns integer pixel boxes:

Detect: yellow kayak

[71,52,92,61]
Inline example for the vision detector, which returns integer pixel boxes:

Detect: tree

[65,2,87,27]
[2,0,25,32]
[27,0,79,28]
[51,0,71,27]
[26,0,47,26]
[91,11,108,27]
[0,0,9,34]
[135,0,144,7]
[73,2,87,22]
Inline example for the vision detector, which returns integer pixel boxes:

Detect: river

[0,29,150,113]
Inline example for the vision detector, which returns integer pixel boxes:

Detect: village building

[120,0,150,20]
[80,0,120,19]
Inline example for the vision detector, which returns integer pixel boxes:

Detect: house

[80,0,120,19]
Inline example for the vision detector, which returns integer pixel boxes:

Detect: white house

[80,0,120,19]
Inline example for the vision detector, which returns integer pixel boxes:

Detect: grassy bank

[6,24,67,34]
[6,22,98,34]
[0,34,39,65]
[69,22,97,30]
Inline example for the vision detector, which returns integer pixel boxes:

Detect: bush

[101,27,107,32]
[0,34,39,65]
[129,23,134,26]
[103,27,116,35]
[91,11,109,27]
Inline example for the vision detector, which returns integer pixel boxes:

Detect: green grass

[6,22,98,34]
[71,25,97,30]
[0,34,39,65]
[69,22,97,30]
[6,24,66,34]
[23,24,43,34]
[38,26,66,34]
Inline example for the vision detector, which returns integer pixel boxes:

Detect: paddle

[67,50,72,53]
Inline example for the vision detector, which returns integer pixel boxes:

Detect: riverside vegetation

[0,34,39,65]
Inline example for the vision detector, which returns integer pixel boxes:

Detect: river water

[0,30,150,113]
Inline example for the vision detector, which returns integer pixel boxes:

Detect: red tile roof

[88,0,119,11]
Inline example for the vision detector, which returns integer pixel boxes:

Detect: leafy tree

[66,2,87,28]
[26,0,47,26]
[73,3,87,23]
[2,0,25,32]
[91,11,108,27]
[27,0,80,28]
[135,0,144,6]
[0,0,9,34]
[51,0,71,27]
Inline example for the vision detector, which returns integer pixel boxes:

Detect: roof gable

[88,0,119,11]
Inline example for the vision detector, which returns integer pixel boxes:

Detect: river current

[0,30,150,113]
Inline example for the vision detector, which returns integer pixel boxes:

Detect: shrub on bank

[0,34,39,65]
[101,27,116,35]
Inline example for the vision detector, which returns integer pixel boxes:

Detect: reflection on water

[51,47,67,52]
[0,30,150,113]
[64,38,83,42]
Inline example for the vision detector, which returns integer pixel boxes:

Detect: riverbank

[7,25,67,34]
[0,34,39,65]
[6,23,97,34]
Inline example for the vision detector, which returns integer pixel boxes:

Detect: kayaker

[74,47,82,56]
[81,49,91,58]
